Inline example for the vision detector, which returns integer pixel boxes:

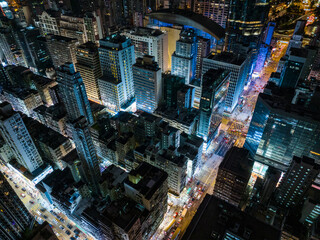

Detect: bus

[172,228,181,240]
[164,219,175,232]
[181,208,187,218]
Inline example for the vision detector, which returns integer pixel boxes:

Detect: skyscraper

[202,52,249,112]
[193,0,230,28]
[56,63,94,125]
[99,34,135,110]
[226,0,270,51]
[72,116,101,195]
[76,42,103,103]
[276,156,320,208]
[213,147,253,207]
[0,102,43,173]
[0,172,34,240]
[195,36,210,79]
[84,11,104,43]
[133,55,162,113]
[123,27,169,72]
[244,86,320,171]
[198,69,229,141]
[162,73,185,108]
[279,48,307,89]
[45,34,78,68]
[171,29,197,85]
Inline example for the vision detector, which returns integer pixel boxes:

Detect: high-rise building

[99,34,135,110]
[122,27,169,72]
[177,85,195,110]
[277,156,320,208]
[84,11,104,43]
[35,10,60,35]
[0,102,43,173]
[56,63,94,125]
[286,20,306,56]
[72,116,101,195]
[226,0,270,51]
[279,48,307,88]
[124,162,168,237]
[198,69,229,141]
[244,85,320,171]
[133,55,162,113]
[213,147,253,207]
[193,0,230,28]
[171,29,197,85]
[0,172,34,240]
[22,29,53,74]
[202,52,249,112]
[76,42,103,103]
[162,73,185,108]
[182,194,281,240]
[59,14,87,44]
[45,34,78,68]
[195,36,210,79]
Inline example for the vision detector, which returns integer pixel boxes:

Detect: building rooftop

[100,164,128,187]
[22,115,70,150]
[46,34,77,43]
[207,52,247,66]
[101,197,148,232]
[124,27,164,37]
[76,41,99,53]
[219,147,253,180]
[99,33,132,50]
[133,55,160,71]
[61,149,79,165]
[125,162,168,200]
[182,194,281,240]
[260,83,320,121]
[202,69,230,90]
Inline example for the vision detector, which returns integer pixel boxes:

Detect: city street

[151,38,288,240]
[0,37,288,240]
[0,164,93,240]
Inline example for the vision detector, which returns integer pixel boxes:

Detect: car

[70,237,76,240]
[59,225,65,230]
[15,185,19,188]
[43,215,48,219]
[178,217,183,224]
[73,229,80,235]
[9,177,12,181]
[29,200,34,204]
[40,208,46,212]
[60,217,65,223]
[67,224,73,229]
[178,210,182,216]
[65,230,71,235]
[20,193,26,198]
[173,212,178,218]
[169,231,174,239]
[21,187,26,192]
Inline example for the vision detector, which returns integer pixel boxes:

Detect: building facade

[56,63,94,125]
[76,42,103,103]
[99,34,135,110]
[123,27,169,72]
[133,55,162,113]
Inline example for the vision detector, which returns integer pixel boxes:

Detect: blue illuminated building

[133,55,162,113]
[171,29,197,85]
[245,86,320,171]
[56,63,94,125]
